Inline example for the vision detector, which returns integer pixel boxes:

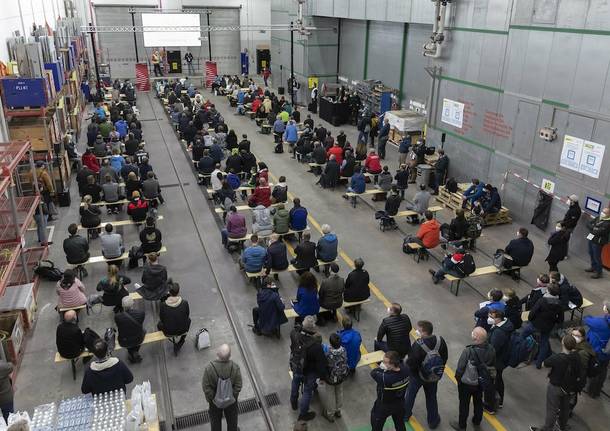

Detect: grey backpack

[211,363,235,408]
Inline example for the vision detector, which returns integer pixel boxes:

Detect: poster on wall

[559,135,583,172]
[579,140,605,178]
[441,98,464,129]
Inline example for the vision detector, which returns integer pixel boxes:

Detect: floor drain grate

[160,183,180,188]
[173,392,280,429]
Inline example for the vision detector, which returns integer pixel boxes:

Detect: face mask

[415,329,421,338]
[555,226,562,232]
[487,317,496,326]
[387,308,392,314]
[379,362,388,370]
[573,335,583,344]
[502,295,509,302]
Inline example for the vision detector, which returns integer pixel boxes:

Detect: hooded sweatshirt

[317,233,338,262]
[81,357,134,395]
[159,296,191,336]
[252,205,273,236]
[338,328,362,369]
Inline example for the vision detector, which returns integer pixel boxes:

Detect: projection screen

[142,13,201,47]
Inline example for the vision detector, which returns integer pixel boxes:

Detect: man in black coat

[114,296,146,363]
[252,278,288,337]
[319,155,340,189]
[292,232,318,274]
[485,309,514,414]
[562,194,582,230]
[63,224,90,266]
[265,234,289,275]
[139,217,162,255]
[76,165,96,196]
[375,303,412,359]
[137,252,169,300]
[433,149,449,194]
[158,282,191,355]
[56,310,85,359]
[344,258,370,302]
[504,227,534,278]
[81,340,133,395]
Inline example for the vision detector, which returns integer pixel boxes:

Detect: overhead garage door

[94,6,240,79]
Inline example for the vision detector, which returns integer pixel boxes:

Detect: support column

[363,20,370,80]
[398,23,408,105]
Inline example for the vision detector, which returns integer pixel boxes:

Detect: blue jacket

[293,287,320,316]
[283,124,298,143]
[241,245,266,273]
[483,187,502,213]
[95,107,106,120]
[110,155,125,173]
[255,287,288,334]
[379,123,390,138]
[115,120,128,138]
[289,206,308,231]
[209,143,225,164]
[226,173,241,190]
[273,119,285,133]
[338,328,362,369]
[237,91,245,104]
[317,233,338,262]
[350,173,366,194]
[585,315,610,360]
[463,183,485,202]
[398,135,411,154]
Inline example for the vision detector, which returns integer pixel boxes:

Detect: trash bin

[416,164,433,188]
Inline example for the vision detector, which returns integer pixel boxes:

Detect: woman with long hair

[56,269,87,311]
[94,264,131,313]
[292,271,320,324]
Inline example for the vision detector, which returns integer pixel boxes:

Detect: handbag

[196,328,211,350]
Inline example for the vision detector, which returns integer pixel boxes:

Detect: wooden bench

[261,124,272,134]
[227,227,309,246]
[289,349,384,379]
[444,265,518,296]
[245,259,337,280]
[284,299,371,321]
[214,203,281,214]
[406,243,430,263]
[345,189,387,208]
[67,246,167,268]
[81,199,131,207]
[78,215,164,231]
[522,297,593,324]
[206,183,273,194]
[246,111,256,119]
[396,205,444,219]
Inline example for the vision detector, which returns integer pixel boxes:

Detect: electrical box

[539,127,557,142]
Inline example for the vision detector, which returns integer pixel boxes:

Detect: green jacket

[202,360,242,404]
[99,122,113,138]
[274,208,290,234]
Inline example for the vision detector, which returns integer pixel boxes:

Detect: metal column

[206,11,213,60]
[290,21,295,106]
[129,8,139,62]
[89,23,101,93]
[8,187,30,283]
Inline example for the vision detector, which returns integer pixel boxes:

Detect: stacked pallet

[436,184,512,226]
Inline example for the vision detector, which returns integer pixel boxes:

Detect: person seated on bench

[462,178,485,208]
[292,272,320,325]
[394,164,409,200]
[125,171,141,200]
[373,166,392,201]
[374,303,412,360]
[197,149,215,178]
[405,210,441,251]
[342,168,366,199]
[272,177,288,204]
[100,224,125,267]
[240,235,267,274]
[80,195,102,239]
[81,339,134,395]
[317,224,339,273]
[294,134,313,162]
[385,186,402,217]
[252,204,273,237]
[405,184,431,224]
[465,205,484,249]
[125,133,140,156]
[480,183,502,216]
[83,175,102,203]
[503,287,523,330]
[474,289,506,331]
[64,224,90,275]
[252,278,288,337]
[265,234,289,275]
[56,270,88,312]
[191,139,205,164]
[327,142,344,165]
[318,155,340,189]
[289,198,308,232]
[273,204,290,235]
[158,281,191,355]
[100,159,118,185]
[92,265,131,313]
[344,258,370,306]
[338,317,362,374]
[429,247,467,284]
[138,252,169,301]
[239,135,252,153]
[115,296,146,364]
[284,120,299,153]
[142,171,164,205]
[310,141,327,172]
[549,271,582,311]
[101,174,122,215]
[292,232,318,275]
[340,149,356,178]
[140,216,163,256]
[317,263,344,326]
[441,208,468,244]
[503,227,534,279]
[248,178,272,208]
[364,150,382,183]
[127,191,149,223]
[56,310,85,360]
[221,206,247,248]
[521,273,549,311]
[225,149,243,176]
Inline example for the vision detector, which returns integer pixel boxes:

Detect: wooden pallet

[437,186,512,225]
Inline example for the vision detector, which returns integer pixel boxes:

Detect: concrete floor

[13,84,609,431]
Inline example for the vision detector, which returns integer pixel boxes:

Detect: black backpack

[34,260,63,281]
[586,352,602,378]
[457,254,476,276]
[562,352,584,394]
[290,332,315,374]
[445,178,458,193]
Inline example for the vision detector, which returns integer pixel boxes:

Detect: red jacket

[252,99,262,112]
[416,219,441,249]
[327,146,343,165]
[364,154,382,173]
[249,186,271,207]
[127,198,149,222]
[82,153,100,173]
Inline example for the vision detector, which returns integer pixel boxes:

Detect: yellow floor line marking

[254,154,507,431]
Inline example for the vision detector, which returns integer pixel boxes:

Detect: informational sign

[441,98,464,129]
[308,76,319,89]
[560,134,605,178]
[541,178,555,194]
[579,140,605,178]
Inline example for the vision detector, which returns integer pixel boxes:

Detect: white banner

[441,98,464,129]
[579,140,605,178]
[560,135,583,172]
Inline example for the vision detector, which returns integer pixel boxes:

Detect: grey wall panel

[530,106,565,173]
[542,33,581,104]
[410,0,436,24]
[585,0,610,29]
[402,24,432,106]
[386,0,411,23]
[485,0,514,29]
[518,31,553,98]
[366,21,403,88]
[570,35,610,111]
[556,0,589,27]
[338,19,366,80]
[366,0,387,21]
[313,0,334,16]
[348,0,366,20]
[511,101,539,159]
[502,31,528,94]
[590,120,610,194]
[334,0,349,18]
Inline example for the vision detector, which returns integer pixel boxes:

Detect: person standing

[585,206,610,279]
[320,333,349,422]
[485,309,514,414]
[451,327,495,431]
[184,51,194,75]
[374,303,412,360]
[529,335,582,431]
[404,320,448,428]
[377,118,390,160]
[202,344,243,431]
[152,50,162,77]
[546,222,571,272]
[584,301,610,398]
[263,67,271,87]
[433,149,449,195]
[370,350,410,431]
[0,359,13,422]
[562,194,582,233]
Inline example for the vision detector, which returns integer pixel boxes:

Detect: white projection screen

[142,13,201,47]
